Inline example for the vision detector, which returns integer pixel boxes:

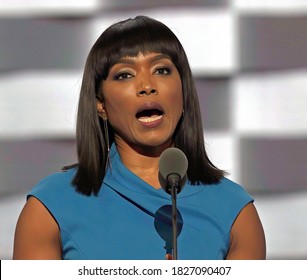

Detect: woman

[13,15,266,260]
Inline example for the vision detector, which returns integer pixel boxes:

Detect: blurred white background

[0,0,307,259]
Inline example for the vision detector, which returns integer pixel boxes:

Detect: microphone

[158,147,188,260]
[159,147,188,195]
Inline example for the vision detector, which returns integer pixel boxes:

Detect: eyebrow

[116,54,172,65]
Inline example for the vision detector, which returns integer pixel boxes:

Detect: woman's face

[100,52,183,151]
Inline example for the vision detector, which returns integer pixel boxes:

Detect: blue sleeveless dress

[28,144,253,260]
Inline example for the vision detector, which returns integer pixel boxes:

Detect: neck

[115,138,172,189]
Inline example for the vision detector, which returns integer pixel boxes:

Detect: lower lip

[137,116,163,128]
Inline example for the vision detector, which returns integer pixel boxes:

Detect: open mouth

[136,109,163,123]
[135,102,164,125]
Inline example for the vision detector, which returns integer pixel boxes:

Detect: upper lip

[135,102,164,117]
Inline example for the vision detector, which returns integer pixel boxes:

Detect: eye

[114,72,133,80]
[154,67,171,75]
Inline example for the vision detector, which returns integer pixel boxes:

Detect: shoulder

[185,177,254,227]
[26,168,93,234]
[13,170,74,259]
[27,168,80,220]
[227,202,266,259]
[35,168,76,187]
[13,196,62,259]
[28,168,77,199]
[214,177,254,217]
[190,177,253,205]
[216,177,253,201]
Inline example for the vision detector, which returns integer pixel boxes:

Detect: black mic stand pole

[168,174,180,260]
[171,184,178,260]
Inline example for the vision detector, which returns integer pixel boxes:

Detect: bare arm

[13,196,62,260]
[226,202,266,260]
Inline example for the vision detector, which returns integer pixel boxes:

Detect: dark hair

[72,15,225,195]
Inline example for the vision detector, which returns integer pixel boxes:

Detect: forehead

[117,52,171,63]
[110,53,173,68]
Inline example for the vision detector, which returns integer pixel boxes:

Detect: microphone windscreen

[159,147,188,181]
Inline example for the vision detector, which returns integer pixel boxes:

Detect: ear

[96,99,107,120]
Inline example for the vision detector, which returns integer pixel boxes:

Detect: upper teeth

[138,115,162,123]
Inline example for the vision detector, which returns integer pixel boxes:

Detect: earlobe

[100,109,108,120]
[96,100,107,119]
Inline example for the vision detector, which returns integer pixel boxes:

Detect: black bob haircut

[71,15,225,195]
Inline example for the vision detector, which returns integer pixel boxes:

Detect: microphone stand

[171,183,178,260]
[167,173,180,260]
[159,147,188,260]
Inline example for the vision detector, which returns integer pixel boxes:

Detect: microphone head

[159,147,188,194]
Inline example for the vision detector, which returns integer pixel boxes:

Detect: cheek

[103,95,136,134]
[165,80,183,111]
[102,85,134,115]
[104,103,130,136]
[104,99,132,129]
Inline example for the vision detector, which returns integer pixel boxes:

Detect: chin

[139,138,173,150]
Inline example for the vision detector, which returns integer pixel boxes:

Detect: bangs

[93,16,183,84]
[107,35,180,68]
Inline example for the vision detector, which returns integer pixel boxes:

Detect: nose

[137,73,157,96]
[138,88,157,96]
